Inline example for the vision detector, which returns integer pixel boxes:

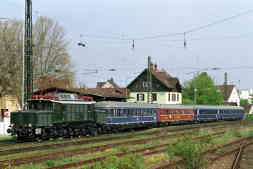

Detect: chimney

[154,64,157,71]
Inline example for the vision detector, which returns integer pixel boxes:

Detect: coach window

[124,109,129,116]
[168,94,170,101]
[146,109,150,116]
[137,109,141,116]
[122,109,127,117]
[152,109,157,115]
[177,94,179,101]
[142,109,146,116]
[127,109,131,116]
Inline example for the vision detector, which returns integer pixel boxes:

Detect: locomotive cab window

[28,101,53,111]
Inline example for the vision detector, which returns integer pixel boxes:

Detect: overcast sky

[1,0,253,89]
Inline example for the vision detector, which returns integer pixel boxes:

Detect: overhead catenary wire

[184,9,253,34]
[81,9,253,41]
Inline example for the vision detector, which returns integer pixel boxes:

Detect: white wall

[240,89,253,104]
[128,92,182,104]
[228,87,240,106]
[0,118,10,136]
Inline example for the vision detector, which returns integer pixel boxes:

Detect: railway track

[0,128,227,168]
[0,123,249,168]
[0,121,237,155]
[35,132,227,169]
[0,129,226,168]
[0,121,241,151]
[151,136,253,169]
[0,121,247,169]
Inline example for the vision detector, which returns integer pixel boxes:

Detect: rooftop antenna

[132,40,135,49]
[184,32,187,48]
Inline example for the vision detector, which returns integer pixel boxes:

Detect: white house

[127,61,182,105]
[219,85,240,106]
[240,89,253,104]
[242,104,253,114]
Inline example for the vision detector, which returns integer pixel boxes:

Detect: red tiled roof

[74,88,129,98]
[152,70,181,89]
[218,85,235,101]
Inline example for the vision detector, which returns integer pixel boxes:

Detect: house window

[172,94,176,101]
[152,93,157,101]
[137,94,145,101]
[142,81,151,88]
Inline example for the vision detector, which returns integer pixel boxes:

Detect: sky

[1,0,253,89]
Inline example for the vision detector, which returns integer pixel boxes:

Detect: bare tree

[0,17,74,106]
[0,20,23,105]
[33,16,74,90]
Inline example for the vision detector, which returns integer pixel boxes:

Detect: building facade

[240,89,253,104]
[0,95,21,136]
[219,85,240,106]
[127,64,182,104]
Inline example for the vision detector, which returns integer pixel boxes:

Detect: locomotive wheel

[81,128,86,136]
[90,128,98,136]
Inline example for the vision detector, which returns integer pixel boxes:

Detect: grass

[6,123,253,169]
[0,135,14,141]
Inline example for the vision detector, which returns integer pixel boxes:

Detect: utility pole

[147,56,152,104]
[23,0,33,107]
[224,72,228,102]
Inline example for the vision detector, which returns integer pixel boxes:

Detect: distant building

[218,84,240,106]
[34,78,73,91]
[96,78,120,88]
[0,95,20,136]
[127,61,182,104]
[242,104,253,114]
[240,89,253,104]
[33,87,127,102]
[0,95,21,113]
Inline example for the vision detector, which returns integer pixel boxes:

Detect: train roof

[95,101,159,108]
[95,101,244,110]
[193,105,244,110]
[28,99,96,105]
[52,100,96,104]
[95,101,194,109]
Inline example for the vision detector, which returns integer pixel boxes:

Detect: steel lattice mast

[23,0,33,106]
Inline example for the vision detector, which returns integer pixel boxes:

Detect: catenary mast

[23,0,33,106]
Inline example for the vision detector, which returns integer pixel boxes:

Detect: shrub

[167,136,208,169]
[118,146,130,153]
[231,129,242,138]
[45,160,55,167]
[200,134,213,145]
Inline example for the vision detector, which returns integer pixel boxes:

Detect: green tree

[240,99,249,106]
[183,72,223,105]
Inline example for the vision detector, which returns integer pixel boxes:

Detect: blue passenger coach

[194,105,244,122]
[94,101,158,128]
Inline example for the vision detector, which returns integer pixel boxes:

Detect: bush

[45,160,55,167]
[167,136,208,169]
[231,129,242,138]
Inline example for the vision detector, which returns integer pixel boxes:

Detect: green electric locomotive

[8,98,100,140]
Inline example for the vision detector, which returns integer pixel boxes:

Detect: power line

[81,9,253,42]
[184,9,253,34]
